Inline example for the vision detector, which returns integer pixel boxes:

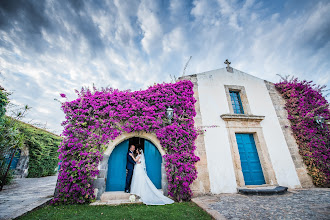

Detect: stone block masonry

[179,75,211,195]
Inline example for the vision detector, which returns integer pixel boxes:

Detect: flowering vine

[275,77,330,186]
[53,80,199,204]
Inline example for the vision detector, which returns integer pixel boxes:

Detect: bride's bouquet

[129,195,136,202]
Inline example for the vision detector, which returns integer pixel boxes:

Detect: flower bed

[275,78,330,186]
[53,80,199,204]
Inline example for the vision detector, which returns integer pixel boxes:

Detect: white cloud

[162,27,185,52]
[0,0,329,134]
[137,0,163,55]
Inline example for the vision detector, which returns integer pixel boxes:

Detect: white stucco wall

[195,68,301,193]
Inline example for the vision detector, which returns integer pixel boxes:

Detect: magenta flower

[53,80,200,204]
[275,77,330,187]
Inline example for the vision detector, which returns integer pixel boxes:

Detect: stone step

[100,191,131,202]
[238,186,288,195]
[90,199,143,206]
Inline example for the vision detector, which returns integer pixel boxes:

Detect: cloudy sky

[0,0,329,134]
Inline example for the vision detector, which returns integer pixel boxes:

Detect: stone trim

[223,119,278,187]
[226,66,233,73]
[103,132,165,156]
[221,114,265,121]
[179,75,211,196]
[95,131,168,199]
[192,197,227,220]
[224,85,252,115]
[265,81,314,188]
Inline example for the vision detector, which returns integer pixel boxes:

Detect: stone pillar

[179,75,211,196]
[94,154,109,199]
[161,158,168,196]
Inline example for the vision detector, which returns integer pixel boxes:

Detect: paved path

[193,189,330,220]
[0,175,57,220]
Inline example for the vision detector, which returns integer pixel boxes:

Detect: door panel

[235,133,266,185]
[144,140,162,189]
[106,140,129,191]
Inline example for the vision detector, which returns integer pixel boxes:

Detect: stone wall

[179,75,211,196]
[265,81,314,188]
[14,148,29,178]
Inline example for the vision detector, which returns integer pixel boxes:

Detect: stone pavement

[193,188,330,220]
[0,175,57,220]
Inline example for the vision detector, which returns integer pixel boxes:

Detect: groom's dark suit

[125,150,136,192]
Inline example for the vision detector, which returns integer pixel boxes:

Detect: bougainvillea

[275,78,330,187]
[53,80,199,204]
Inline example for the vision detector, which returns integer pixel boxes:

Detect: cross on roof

[224,59,233,73]
[224,59,231,68]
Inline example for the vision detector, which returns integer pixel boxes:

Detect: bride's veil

[140,149,147,172]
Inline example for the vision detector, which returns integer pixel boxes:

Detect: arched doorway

[105,137,162,191]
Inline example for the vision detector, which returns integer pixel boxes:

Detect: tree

[0,87,25,187]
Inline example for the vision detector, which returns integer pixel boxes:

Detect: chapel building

[179,64,314,195]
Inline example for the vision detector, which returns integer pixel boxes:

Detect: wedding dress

[130,150,174,205]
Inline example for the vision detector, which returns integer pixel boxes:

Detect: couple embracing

[125,144,174,205]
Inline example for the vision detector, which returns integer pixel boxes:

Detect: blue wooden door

[106,140,129,191]
[235,133,265,185]
[144,140,162,189]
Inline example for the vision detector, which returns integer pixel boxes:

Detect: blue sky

[0,0,329,133]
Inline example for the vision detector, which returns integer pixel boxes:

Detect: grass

[17,202,212,220]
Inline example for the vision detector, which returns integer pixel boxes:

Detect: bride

[129,148,174,205]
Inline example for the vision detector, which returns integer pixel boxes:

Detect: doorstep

[91,191,142,206]
[90,199,143,206]
[238,185,288,195]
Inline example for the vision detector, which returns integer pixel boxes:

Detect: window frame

[224,85,251,115]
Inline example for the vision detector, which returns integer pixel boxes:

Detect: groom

[125,144,140,193]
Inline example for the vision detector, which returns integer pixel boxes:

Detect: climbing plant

[53,80,199,204]
[0,86,60,183]
[0,88,24,186]
[275,77,330,186]
[0,88,8,120]
[17,121,62,178]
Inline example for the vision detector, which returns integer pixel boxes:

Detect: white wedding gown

[130,151,174,205]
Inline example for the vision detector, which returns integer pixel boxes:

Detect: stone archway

[94,131,167,199]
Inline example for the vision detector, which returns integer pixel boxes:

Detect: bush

[0,89,24,186]
[0,170,14,186]
[275,77,330,186]
[0,86,62,180]
[16,122,62,178]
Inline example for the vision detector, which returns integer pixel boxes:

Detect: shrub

[17,122,62,178]
[275,77,330,186]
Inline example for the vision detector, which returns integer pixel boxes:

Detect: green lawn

[18,202,212,220]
